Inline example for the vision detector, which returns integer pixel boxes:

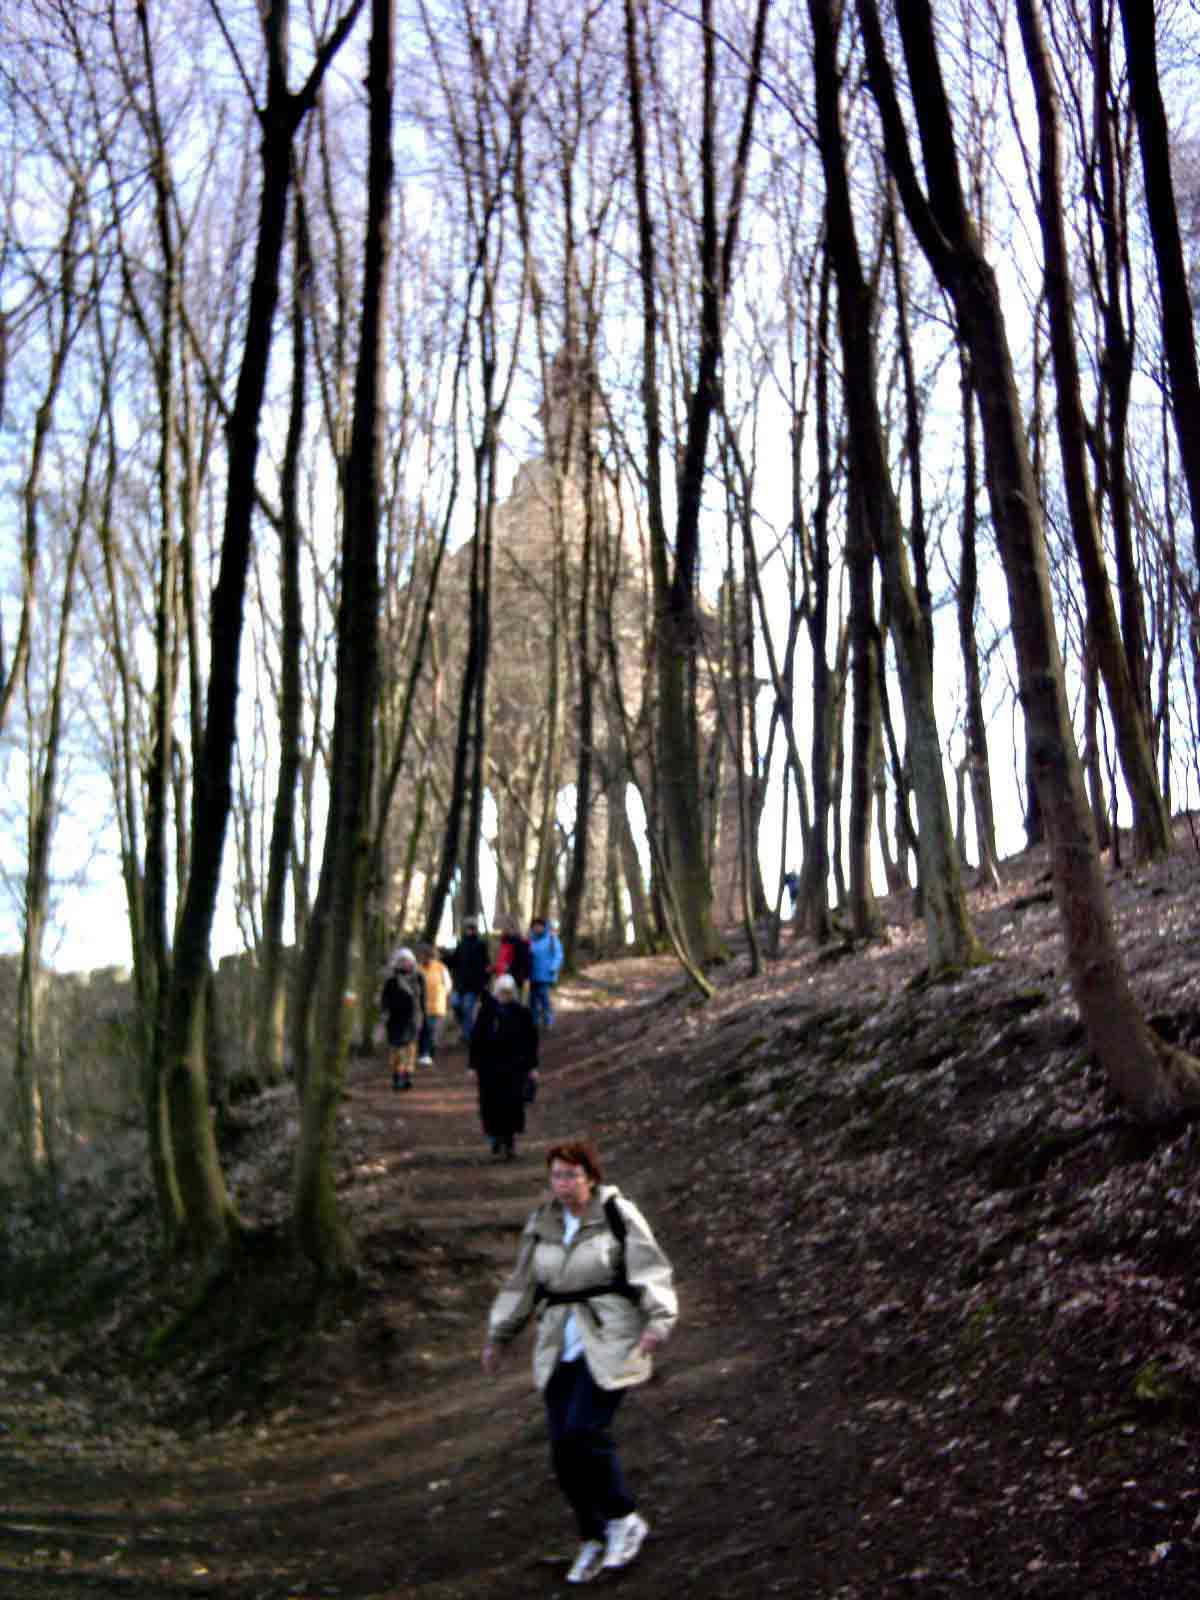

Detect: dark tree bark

[623,0,770,968]
[798,250,835,940]
[560,431,597,970]
[1081,629,1113,851]
[886,194,933,666]
[9,180,87,1175]
[420,8,527,942]
[856,0,1200,1118]
[1087,0,1149,721]
[164,0,366,1262]
[809,0,983,972]
[956,348,1000,889]
[255,190,310,1087]
[720,455,764,973]
[845,483,881,940]
[294,0,393,1280]
[14,418,92,1178]
[1117,0,1200,574]
[1015,0,1168,860]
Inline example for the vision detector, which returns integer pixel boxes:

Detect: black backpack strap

[533,1196,641,1316]
[604,1195,638,1304]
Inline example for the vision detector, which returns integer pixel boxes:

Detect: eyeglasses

[549,1167,588,1184]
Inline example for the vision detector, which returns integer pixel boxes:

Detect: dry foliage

[3,829,1200,1596]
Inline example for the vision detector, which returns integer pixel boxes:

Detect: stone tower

[380,352,750,949]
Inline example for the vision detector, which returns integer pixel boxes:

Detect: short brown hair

[545,1139,604,1183]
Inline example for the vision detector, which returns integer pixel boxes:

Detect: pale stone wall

[379,412,751,947]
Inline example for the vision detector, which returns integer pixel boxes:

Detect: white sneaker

[566,1539,605,1583]
[417,1055,433,1066]
[602,1511,648,1569]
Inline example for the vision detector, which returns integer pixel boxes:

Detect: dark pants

[544,1357,636,1540]
[417,1014,442,1059]
[530,980,554,1028]
[451,989,481,1039]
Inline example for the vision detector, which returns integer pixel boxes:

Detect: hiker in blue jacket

[528,916,563,1030]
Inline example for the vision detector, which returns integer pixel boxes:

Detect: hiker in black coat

[468,975,539,1159]
[448,916,491,1041]
[380,948,425,1091]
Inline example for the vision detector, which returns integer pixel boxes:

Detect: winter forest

[4,0,1200,1274]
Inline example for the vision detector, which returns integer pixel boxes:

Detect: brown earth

[4,834,1200,1597]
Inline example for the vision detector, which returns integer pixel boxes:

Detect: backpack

[533,1195,640,1316]
[509,936,532,985]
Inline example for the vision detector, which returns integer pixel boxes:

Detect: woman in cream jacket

[481,1139,678,1584]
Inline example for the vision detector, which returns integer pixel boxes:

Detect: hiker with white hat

[379,948,425,1091]
[467,974,538,1159]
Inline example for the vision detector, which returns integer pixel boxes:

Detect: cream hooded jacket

[487,1184,678,1392]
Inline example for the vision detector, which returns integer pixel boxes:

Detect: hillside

[3,832,1200,1597]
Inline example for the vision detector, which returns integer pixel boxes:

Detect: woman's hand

[481,1342,502,1375]
[637,1329,664,1356]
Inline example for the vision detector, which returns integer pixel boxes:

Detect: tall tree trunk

[463,434,496,921]
[256,192,310,1087]
[1015,0,1168,860]
[14,428,91,1178]
[957,348,1000,889]
[426,514,488,935]
[116,0,191,1241]
[845,485,881,940]
[379,453,460,953]
[622,0,770,968]
[857,0,1200,1117]
[722,487,763,973]
[166,0,365,1262]
[887,195,934,666]
[1089,0,1150,721]
[1117,0,1200,575]
[798,250,835,939]
[1081,631,1113,851]
[560,440,597,970]
[809,0,983,973]
[294,0,392,1280]
[10,186,86,1176]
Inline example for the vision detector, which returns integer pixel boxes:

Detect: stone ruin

[380,351,749,950]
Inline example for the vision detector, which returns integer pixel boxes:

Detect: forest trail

[7,862,1200,1598]
[0,983,813,1600]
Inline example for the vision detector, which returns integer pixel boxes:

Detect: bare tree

[843,478,881,940]
[855,0,1200,1118]
[292,0,393,1280]
[797,248,840,937]
[1076,0,1150,722]
[1116,0,1200,577]
[419,0,530,939]
[1014,0,1168,860]
[252,186,311,1085]
[622,0,771,969]
[955,346,1001,888]
[808,0,984,973]
[13,410,96,1179]
[161,0,366,1264]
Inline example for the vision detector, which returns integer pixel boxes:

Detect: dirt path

[0,993,814,1599]
[8,909,1196,1598]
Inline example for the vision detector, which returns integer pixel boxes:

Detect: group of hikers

[378,913,565,1155]
[378,912,678,1585]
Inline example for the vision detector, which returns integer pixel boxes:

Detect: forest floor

[6,828,1200,1597]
